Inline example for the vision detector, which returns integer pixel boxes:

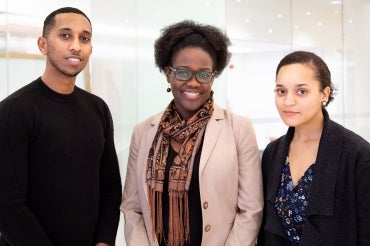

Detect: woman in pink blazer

[121,20,263,246]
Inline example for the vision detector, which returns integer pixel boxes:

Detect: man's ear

[37,36,47,55]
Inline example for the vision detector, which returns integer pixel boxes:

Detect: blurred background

[1,0,369,244]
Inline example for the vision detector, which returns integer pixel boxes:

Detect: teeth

[184,91,200,99]
[184,91,199,95]
[68,57,80,62]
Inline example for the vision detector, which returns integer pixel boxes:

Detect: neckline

[37,77,78,102]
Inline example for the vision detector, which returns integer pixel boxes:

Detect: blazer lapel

[199,105,224,176]
[263,130,292,239]
[265,142,289,203]
[301,119,343,244]
[307,119,342,216]
[140,113,162,201]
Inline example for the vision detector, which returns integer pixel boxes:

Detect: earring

[322,101,327,107]
[166,85,171,92]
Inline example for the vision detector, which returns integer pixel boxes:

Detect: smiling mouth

[183,91,201,99]
[67,57,81,60]
[66,57,82,65]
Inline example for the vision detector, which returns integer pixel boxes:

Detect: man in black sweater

[0,7,122,246]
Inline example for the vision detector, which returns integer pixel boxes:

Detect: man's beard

[49,56,83,77]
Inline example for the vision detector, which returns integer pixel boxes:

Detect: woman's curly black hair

[154,20,231,77]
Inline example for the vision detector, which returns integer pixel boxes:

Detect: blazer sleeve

[226,116,264,246]
[120,124,151,246]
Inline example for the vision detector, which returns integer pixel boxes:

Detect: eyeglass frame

[167,66,217,84]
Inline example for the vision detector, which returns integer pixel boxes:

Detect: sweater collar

[36,77,78,102]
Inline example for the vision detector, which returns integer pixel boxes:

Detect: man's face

[41,12,92,78]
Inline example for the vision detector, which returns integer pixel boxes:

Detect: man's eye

[59,33,70,39]
[81,36,91,42]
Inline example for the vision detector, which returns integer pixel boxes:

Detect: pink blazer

[121,105,263,246]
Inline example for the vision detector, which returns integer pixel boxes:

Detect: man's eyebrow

[58,27,72,32]
[82,30,92,36]
[57,27,92,36]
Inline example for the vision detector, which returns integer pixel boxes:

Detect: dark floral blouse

[274,157,315,245]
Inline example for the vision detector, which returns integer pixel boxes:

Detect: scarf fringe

[149,188,190,246]
[149,188,163,241]
[168,191,189,246]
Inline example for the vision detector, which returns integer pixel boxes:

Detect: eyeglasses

[168,66,216,84]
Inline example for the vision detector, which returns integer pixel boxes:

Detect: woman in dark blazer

[258,51,370,245]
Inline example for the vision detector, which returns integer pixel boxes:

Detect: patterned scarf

[146,93,214,246]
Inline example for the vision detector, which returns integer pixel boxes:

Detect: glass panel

[0,3,6,100]
[343,0,370,141]
[225,0,292,149]
[225,0,370,147]
[5,11,44,92]
[89,0,136,168]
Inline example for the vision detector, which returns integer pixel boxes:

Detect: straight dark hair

[42,7,91,37]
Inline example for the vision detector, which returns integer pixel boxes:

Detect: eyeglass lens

[170,67,213,83]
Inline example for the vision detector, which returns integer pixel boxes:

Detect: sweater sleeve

[0,98,54,245]
[93,104,122,245]
[357,151,370,245]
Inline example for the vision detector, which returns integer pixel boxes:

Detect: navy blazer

[258,112,370,245]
